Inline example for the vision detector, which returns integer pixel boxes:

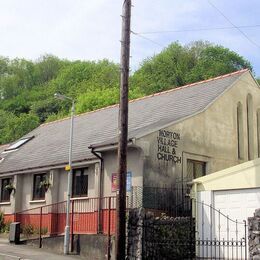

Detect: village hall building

[0,69,260,224]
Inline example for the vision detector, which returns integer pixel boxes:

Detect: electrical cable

[207,0,260,49]
[131,30,164,47]
[136,25,260,35]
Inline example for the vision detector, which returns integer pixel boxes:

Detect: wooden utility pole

[116,0,131,259]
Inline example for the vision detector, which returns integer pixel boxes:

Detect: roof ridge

[40,68,249,127]
[128,68,249,103]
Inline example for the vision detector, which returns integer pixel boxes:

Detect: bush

[2,220,11,233]
[0,211,5,233]
[0,212,12,233]
[35,226,48,235]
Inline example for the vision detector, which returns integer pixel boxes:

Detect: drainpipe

[90,148,104,233]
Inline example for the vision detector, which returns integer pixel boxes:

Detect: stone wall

[248,209,260,259]
[127,208,195,259]
[127,208,144,260]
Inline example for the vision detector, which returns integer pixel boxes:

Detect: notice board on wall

[111,171,132,192]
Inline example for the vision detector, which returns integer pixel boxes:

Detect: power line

[207,0,260,49]
[136,25,260,35]
[131,30,164,47]
[131,3,260,52]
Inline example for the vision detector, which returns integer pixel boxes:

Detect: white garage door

[214,188,260,223]
[197,188,260,258]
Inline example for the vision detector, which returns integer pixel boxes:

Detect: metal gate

[142,200,248,259]
[196,200,247,259]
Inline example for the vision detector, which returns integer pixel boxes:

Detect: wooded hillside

[0,41,254,145]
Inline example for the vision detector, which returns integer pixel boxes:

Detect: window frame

[0,178,12,202]
[32,173,47,201]
[4,136,34,152]
[257,109,260,158]
[237,102,244,160]
[72,168,88,198]
[247,94,254,160]
[187,159,206,180]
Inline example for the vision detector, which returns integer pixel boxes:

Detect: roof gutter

[89,139,134,152]
[0,158,99,176]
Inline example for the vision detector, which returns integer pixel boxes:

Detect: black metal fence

[130,182,192,217]
[127,186,248,259]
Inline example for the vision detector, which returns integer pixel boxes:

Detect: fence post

[189,198,194,258]
[98,196,103,233]
[39,207,42,248]
[244,220,247,259]
[71,200,75,252]
[107,197,111,260]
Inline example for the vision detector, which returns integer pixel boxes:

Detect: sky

[0,0,259,77]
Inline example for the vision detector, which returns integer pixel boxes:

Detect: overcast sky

[0,0,259,77]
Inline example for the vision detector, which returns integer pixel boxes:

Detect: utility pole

[116,0,131,259]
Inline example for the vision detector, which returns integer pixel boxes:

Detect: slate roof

[0,144,9,155]
[0,69,249,174]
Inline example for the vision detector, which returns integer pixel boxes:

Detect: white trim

[71,197,89,201]
[29,200,46,204]
[0,201,11,206]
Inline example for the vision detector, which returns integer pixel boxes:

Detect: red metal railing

[15,196,117,245]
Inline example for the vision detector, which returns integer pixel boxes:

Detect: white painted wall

[57,163,97,202]
[102,147,144,205]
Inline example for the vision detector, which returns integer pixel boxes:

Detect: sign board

[111,172,132,192]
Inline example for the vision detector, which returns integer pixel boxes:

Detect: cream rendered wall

[193,158,260,192]
[102,147,144,197]
[20,173,46,211]
[136,71,260,187]
[7,163,98,212]
[57,164,98,202]
[0,175,17,214]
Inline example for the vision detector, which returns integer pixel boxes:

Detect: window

[237,102,244,159]
[257,109,260,157]
[33,173,47,200]
[4,136,34,152]
[1,178,11,202]
[187,159,206,180]
[247,94,254,160]
[72,168,88,197]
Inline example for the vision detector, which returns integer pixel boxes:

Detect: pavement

[0,238,80,260]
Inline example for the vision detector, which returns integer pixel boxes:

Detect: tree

[187,44,252,82]
[30,99,63,123]
[131,41,253,95]
[33,55,67,85]
[0,112,39,144]
[76,88,119,114]
[0,43,256,144]
[131,42,195,95]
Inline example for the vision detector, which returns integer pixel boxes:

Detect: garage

[214,188,260,223]
[192,158,260,259]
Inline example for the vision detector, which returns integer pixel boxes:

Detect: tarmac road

[0,238,80,260]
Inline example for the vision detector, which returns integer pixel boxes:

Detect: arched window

[257,109,260,157]
[237,102,244,159]
[247,94,254,160]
